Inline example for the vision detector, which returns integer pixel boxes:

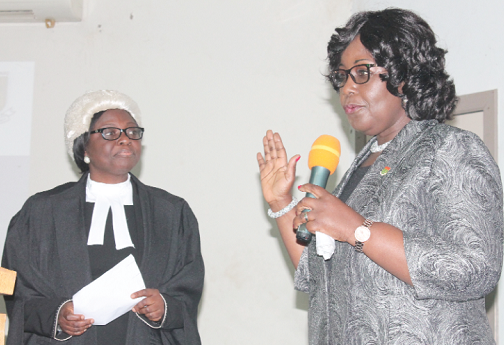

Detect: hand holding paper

[73,254,146,325]
[131,288,166,322]
[58,301,94,336]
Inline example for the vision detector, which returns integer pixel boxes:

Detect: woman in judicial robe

[2,90,204,345]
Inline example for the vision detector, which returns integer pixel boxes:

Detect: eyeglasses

[330,64,378,88]
[90,127,145,141]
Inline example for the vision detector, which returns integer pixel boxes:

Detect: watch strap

[355,241,365,253]
[362,219,373,229]
[355,219,373,253]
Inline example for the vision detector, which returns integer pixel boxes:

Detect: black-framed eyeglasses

[90,127,145,141]
[330,64,377,88]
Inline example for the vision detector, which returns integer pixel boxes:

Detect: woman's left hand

[294,184,364,243]
[131,288,165,322]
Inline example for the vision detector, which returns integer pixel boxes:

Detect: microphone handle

[296,166,330,243]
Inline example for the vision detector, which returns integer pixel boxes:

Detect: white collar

[86,174,134,250]
[370,139,392,153]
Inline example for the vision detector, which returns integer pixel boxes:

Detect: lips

[343,104,364,114]
[115,149,134,157]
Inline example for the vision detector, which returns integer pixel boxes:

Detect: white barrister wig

[64,90,142,158]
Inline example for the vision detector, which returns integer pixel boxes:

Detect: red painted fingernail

[298,185,302,189]
[296,156,301,162]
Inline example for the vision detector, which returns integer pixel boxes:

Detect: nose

[340,75,358,96]
[117,131,131,145]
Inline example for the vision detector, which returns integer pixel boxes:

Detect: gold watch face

[355,225,371,242]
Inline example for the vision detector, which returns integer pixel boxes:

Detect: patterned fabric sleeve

[404,130,503,301]
[294,247,310,293]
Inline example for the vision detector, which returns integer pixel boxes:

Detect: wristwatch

[354,219,373,253]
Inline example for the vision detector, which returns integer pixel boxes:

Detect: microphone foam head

[308,135,341,175]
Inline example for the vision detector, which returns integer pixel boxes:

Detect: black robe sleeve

[2,195,72,343]
[136,185,204,345]
[158,201,204,341]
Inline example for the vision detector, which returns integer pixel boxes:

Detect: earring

[402,96,408,108]
[84,156,90,164]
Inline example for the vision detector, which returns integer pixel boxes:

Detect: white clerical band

[86,175,134,250]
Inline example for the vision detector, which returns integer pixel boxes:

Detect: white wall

[0,0,354,344]
[352,0,504,343]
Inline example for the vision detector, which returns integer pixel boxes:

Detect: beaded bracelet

[267,197,299,219]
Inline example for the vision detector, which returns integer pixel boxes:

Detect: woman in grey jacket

[257,8,503,345]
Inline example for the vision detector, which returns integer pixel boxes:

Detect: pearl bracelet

[267,197,299,219]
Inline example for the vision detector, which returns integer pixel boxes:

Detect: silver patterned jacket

[295,120,503,345]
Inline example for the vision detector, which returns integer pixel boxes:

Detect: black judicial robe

[2,173,204,345]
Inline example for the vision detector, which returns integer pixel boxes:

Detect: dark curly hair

[327,8,457,122]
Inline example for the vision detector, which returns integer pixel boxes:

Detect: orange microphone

[296,135,341,243]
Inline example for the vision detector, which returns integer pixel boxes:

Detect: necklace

[370,140,391,153]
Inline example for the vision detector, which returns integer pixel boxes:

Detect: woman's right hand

[58,301,94,336]
[257,130,300,210]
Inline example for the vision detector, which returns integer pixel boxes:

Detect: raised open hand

[257,130,300,209]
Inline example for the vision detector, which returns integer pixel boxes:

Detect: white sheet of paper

[73,254,146,325]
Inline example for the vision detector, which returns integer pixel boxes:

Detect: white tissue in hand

[316,232,336,260]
